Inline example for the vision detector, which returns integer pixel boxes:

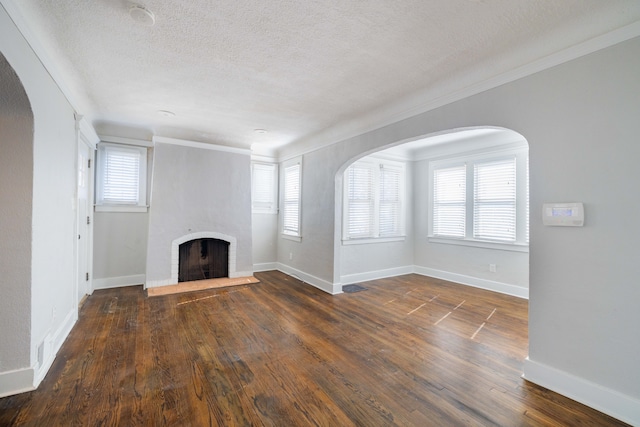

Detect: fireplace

[170,232,239,284]
[178,238,229,282]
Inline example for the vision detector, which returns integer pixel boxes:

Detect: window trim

[281,157,302,240]
[342,157,406,244]
[95,142,148,213]
[428,145,528,252]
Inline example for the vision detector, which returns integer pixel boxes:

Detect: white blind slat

[102,147,140,204]
[283,163,301,234]
[252,163,276,212]
[433,165,466,238]
[473,158,516,242]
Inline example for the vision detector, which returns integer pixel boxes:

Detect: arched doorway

[334,126,529,299]
[0,52,35,377]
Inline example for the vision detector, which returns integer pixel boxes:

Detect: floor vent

[343,284,368,293]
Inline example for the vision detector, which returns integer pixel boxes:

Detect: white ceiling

[4,0,640,155]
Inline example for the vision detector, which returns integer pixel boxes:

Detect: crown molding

[281,20,640,160]
[0,0,92,118]
[153,136,251,155]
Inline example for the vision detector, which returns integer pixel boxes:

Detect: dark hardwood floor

[0,271,627,426]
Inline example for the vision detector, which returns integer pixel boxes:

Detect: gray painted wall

[146,143,253,283]
[0,53,33,373]
[252,213,278,266]
[93,212,148,281]
[277,37,640,404]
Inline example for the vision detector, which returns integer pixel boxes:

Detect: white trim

[170,232,239,284]
[281,233,302,242]
[99,135,153,148]
[34,309,76,386]
[253,262,278,272]
[251,153,277,163]
[276,263,341,295]
[414,266,529,299]
[341,265,413,286]
[427,237,529,253]
[93,274,146,290]
[278,21,640,162]
[78,116,99,147]
[0,0,91,117]
[153,136,251,155]
[94,205,148,213]
[342,236,405,245]
[0,367,35,398]
[146,278,175,289]
[523,358,640,426]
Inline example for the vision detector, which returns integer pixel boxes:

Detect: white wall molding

[93,274,146,290]
[145,278,175,289]
[98,135,153,147]
[253,262,278,272]
[0,367,35,398]
[414,266,529,299]
[33,308,77,386]
[153,136,250,155]
[341,265,414,286]
[276,263,341,295]
[523,358,640,426]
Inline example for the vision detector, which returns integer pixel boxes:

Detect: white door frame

[75,116,98,307]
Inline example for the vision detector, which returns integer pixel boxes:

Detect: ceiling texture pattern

[5,0,640,154]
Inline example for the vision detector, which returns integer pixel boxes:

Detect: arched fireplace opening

[178,238,229,282]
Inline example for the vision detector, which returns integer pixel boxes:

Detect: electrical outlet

[52,306,56,321]
[289,252,293,260]
[489,264,497,273]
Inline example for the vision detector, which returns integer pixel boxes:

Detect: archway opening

[334,126,529,300]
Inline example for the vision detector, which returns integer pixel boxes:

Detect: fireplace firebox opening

[178,238,229,282]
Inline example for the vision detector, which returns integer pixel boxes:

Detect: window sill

[342,236,406,245]
[95,205,148,213]
[428,236,529,253]
[281,233,302,242]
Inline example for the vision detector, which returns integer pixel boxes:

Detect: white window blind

[96,143,147,209]
[252,163,277,214]
[344,159,405,240]
[346,163,375,238]
[433,165,466,238]
[379,165,402,237]
[283,163,301,236]
[473,157,516,242]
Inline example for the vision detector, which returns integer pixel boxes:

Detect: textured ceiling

[5,0,640,154]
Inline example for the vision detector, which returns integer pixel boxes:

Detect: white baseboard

[93,274,146,290]
[523,358,640,425]
[276,263,341,294]
[414,266,529,299]
[33,308,77,386]
[253,262,278,272]
[0,367,35,398]
[341,265,414,285]
[231,270,254,278]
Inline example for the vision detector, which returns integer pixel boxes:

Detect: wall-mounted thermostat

[542,203,584,226]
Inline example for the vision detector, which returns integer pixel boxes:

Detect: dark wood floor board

[0,271,629,426]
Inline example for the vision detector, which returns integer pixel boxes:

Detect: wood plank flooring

[0,271,627,426]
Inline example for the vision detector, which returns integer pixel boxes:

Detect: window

[282,159,301,238]
[343,158,405,242]
[429,145,528,249]
[252,162,278,214]
[433,165,466,238]
[473,157,516,242]
[95,143,147,212]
